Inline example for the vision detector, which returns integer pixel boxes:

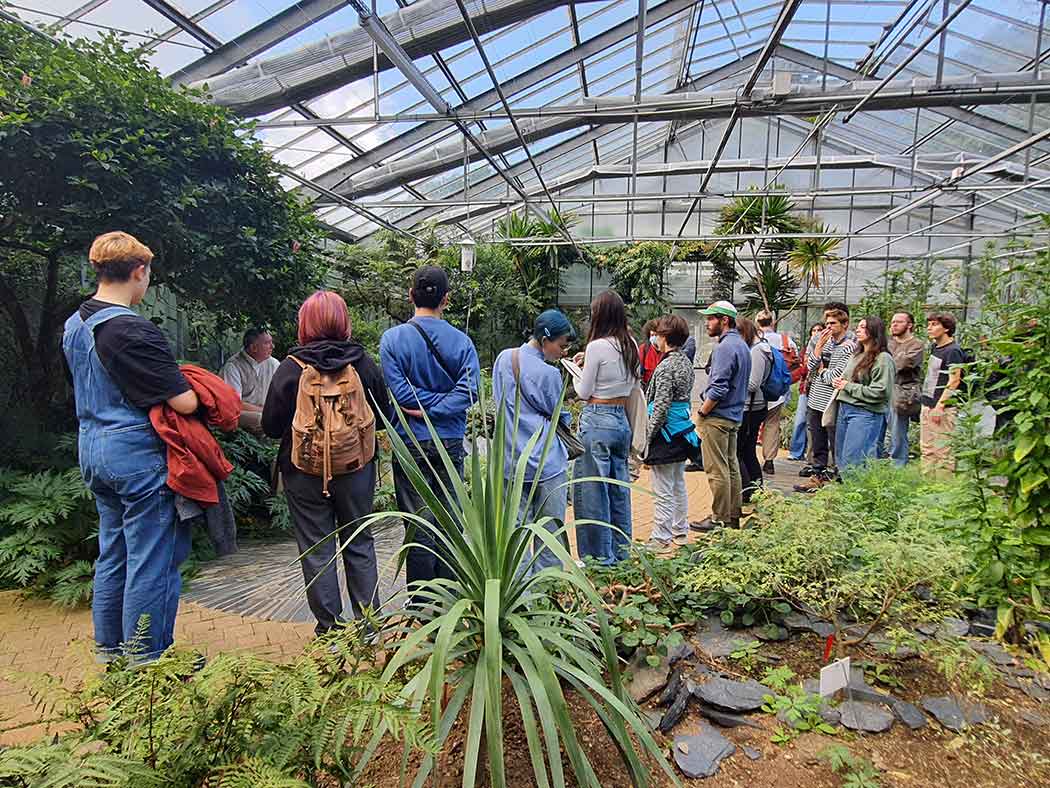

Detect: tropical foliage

[349,395,678,788]
[708,189,841,315]
[0,628,432,787]
[948,238,1050,648]
[0,22,326,418]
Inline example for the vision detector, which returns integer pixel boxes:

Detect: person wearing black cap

[493,309,576,574]
[379,265,481,597]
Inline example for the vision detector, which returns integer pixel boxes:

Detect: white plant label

[819,656,851,697]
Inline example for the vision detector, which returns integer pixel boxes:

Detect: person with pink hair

[262,290,393,635]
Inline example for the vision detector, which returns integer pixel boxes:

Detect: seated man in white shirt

[220,328,281,434]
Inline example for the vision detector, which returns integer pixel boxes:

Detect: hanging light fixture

[460,237,476,273]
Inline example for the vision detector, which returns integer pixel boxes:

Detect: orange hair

[297,291,350,345]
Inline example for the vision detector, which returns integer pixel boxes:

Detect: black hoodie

[262,339,393,473]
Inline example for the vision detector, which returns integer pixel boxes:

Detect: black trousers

[738,407,767,503]
[284,463,380,635]
[806,406,838,469]
[393,438,465,600]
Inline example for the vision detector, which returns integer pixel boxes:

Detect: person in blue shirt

[379,266,480,597]
[691,301,751,532]
[493,310,576,574]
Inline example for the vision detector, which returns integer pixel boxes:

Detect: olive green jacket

[835,352,895,413]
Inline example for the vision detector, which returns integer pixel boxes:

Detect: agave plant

[348,390,678,788]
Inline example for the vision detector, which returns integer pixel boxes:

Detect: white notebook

[560,358,584,381]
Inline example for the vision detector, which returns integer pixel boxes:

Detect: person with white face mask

[642,315,699,549]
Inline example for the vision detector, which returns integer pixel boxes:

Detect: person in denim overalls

[63,232,199,664]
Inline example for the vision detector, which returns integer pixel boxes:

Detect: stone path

[0,457,803,746]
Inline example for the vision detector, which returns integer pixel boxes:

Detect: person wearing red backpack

[263,291,393,635]
[755,311,800,475]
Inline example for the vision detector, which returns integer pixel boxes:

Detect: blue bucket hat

[533,309,576,342]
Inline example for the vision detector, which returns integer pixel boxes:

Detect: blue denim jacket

[493,343,571,482]
[703,329,752,424]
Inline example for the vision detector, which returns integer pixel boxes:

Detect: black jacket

[262,340,393,473]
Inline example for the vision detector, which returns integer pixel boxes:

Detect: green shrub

[0,466,96,604]
[684,463,968,652]
[0,629,431,787]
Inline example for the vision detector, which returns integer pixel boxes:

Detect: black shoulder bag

[409,320,459,383]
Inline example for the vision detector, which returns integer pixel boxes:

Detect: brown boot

[792,476,827,494]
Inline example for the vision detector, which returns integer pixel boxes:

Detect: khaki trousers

[699,416,742,525]
[920,405,957,479]
[761,403,783,462]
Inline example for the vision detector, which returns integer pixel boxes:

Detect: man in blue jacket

[380,266,480,596]
[691,301,751,531]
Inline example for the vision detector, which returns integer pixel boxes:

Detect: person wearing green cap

[493,309,576,574]
[691,301,751,531]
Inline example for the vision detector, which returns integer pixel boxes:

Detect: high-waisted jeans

[573,404,632,564]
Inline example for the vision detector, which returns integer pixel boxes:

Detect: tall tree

[0,23,326,417]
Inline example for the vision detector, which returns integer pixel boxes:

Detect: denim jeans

[573,405,632,564]
[393,438,466,598]
[789,393,808,460]
[517,472,569,575]
[887,408,911,466]
[82,429,190,663]
[835,402,887,472]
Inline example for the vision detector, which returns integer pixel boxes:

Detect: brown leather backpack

[289,357,375,496]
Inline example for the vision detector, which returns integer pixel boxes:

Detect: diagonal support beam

[311,0,703,192]
[343,0,562,237]
[672,0,802,244]
[140,0,222,49]
[172,0,350,86]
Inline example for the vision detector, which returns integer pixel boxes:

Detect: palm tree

[788,220,841,287]
[742,257,801,317]
[713,190,802,314]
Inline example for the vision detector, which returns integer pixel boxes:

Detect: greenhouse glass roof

[8,0,1050,275]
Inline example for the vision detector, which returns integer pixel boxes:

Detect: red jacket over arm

[150,364,240,505]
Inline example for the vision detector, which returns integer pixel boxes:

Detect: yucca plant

[346,389,679,788]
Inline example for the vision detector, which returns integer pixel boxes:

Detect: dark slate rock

[922,696,989,732]
[693,677,774,713]
[839,701,895,733]
[626,650,670,702]
[783,613,835,638]
[917,617,970,639]
[695,616,758,659]
[658,685,692,733]
[743,745,762,761]
[658,666,685,707]
[1019,709,1049,727]
[1021,681,1050,702]
[668,642,697,666]
[673,729,736,779]
[643,710,662,731]
[751,623,790,642]
[970,641,1014,667]
[698,706,764,729]
[892,699,928,730]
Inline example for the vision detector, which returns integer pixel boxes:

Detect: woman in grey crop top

[572,291,639,566]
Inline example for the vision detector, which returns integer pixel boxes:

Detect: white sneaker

[645,537,672,551]
[672,534,689,546]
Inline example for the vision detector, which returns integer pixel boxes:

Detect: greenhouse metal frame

[9,0,1050,305]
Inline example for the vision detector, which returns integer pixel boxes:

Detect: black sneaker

[763,460,775,475]
[685,460,704,472]
[799,464,824,478]
[689,517,724,532]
